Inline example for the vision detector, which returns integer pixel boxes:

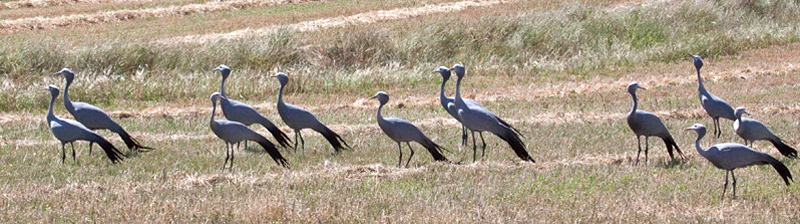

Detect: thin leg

[61,143,67,163]
[644,136,649,165]
[70,142,76,162]
[222,143,230,171]
[461,126,468,146]
[722,170,730,199]
[479,132,487,160]
[731,170,737,198]
[244,140,248,150]
[397,142,403,168]
[230,142,236,170]
[298,131,305,151]
[714,118,721,138]
[471,131,478,162]
[293,131,300,152]
[405,142,415,168]
[635,136,642,165]
[87,142,93,156]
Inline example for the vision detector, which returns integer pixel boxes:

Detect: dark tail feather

[256,136,289,168]
[497,117,524,139]
[94,136,125,164]
[766,155,793,186]
[264,123,292,149]
[318,126,350,152]
[769,139,797,159]
[118,129,153,152]
[663,136,685,160]
[496,128,534,162]
[419,138,448,162]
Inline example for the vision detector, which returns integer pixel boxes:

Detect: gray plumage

[55,68,152,153]
[213,65,292,148]
[733,107,797,158]
[625,82,684,164]
[451,64,534,162]
[44,85,124,164]
[434,66,524,147]
[685,123,792,199]
[371,91,448,167]
[271,72,350,152]
[690,55,736,138]
[209,92,288,169]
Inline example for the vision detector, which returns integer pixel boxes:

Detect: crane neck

[693,130,709,156]
[376,102,385,122]
[696,70,705,92]
[62,78,75,114]
[629,90,638,116]
[454,75,464,107]
[209,99,218,126]
[277,83,285,105]
[439,78,448,105]
[47,91,57,124]
[220,77,227,97]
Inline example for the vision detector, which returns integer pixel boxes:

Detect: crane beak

[639,86,647,90]
[269,75,277,78]
[683,127,694,131]
[369,95,377,99]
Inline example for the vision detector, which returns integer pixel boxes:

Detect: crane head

[369,91,389,105]
[433,66,451,80]
[734,106,750,118]
[689,54,703,71]
[210,92,225,103]
[684,123,707,135]
[627,82,646,93]
[54,68,75,81]
[213,64,231,79]
[271,72,289,86]
[43,85,60,97]
[449,64,466,79]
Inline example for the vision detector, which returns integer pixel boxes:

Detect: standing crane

[451,64,534,162]
[733,107,797,158]
[44,85,124,164]
[685,123,792,198]
[55,68,152,153]
[213,65,292,149]
[626,82,684,164]
[209,92,288,170]
[271,72,350,153]
[690,55,736,138]
[371,91,448,167]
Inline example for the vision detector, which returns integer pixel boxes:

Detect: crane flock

[41,55,794,198]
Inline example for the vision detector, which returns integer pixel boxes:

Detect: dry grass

[2,0,800,222]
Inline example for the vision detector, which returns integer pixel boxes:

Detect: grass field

[2,0,800,222]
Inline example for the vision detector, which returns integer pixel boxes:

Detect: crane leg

[461,126,468,146]
[731,171,737,198]
[405,142,415,168]
[471,131,478,162]
[222,143,230,171]
[635,136,642,165]
[230,142,236,170]
[243,140,248,150]
[298,131,305,152]
[479,132,487,160]
[70,142,76,162]
[293,131,299,152]
[714,118,721,138]
[644,137,649,165]
[397,142,403,168]
[722,170,730,199]
[61,143,67,164]
[87,142,93,156]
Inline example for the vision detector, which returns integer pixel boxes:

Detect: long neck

[277,83,285,105]
[209,100,218,125]
[376,102,385,122]
[629,91,638,115]
[439,78,448,107]
[694,131,708,155]
[63,78,75,113]
[454,76,463,106]
[696,69,705,91]
[47,93,57,124]
[220,77,227,97]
